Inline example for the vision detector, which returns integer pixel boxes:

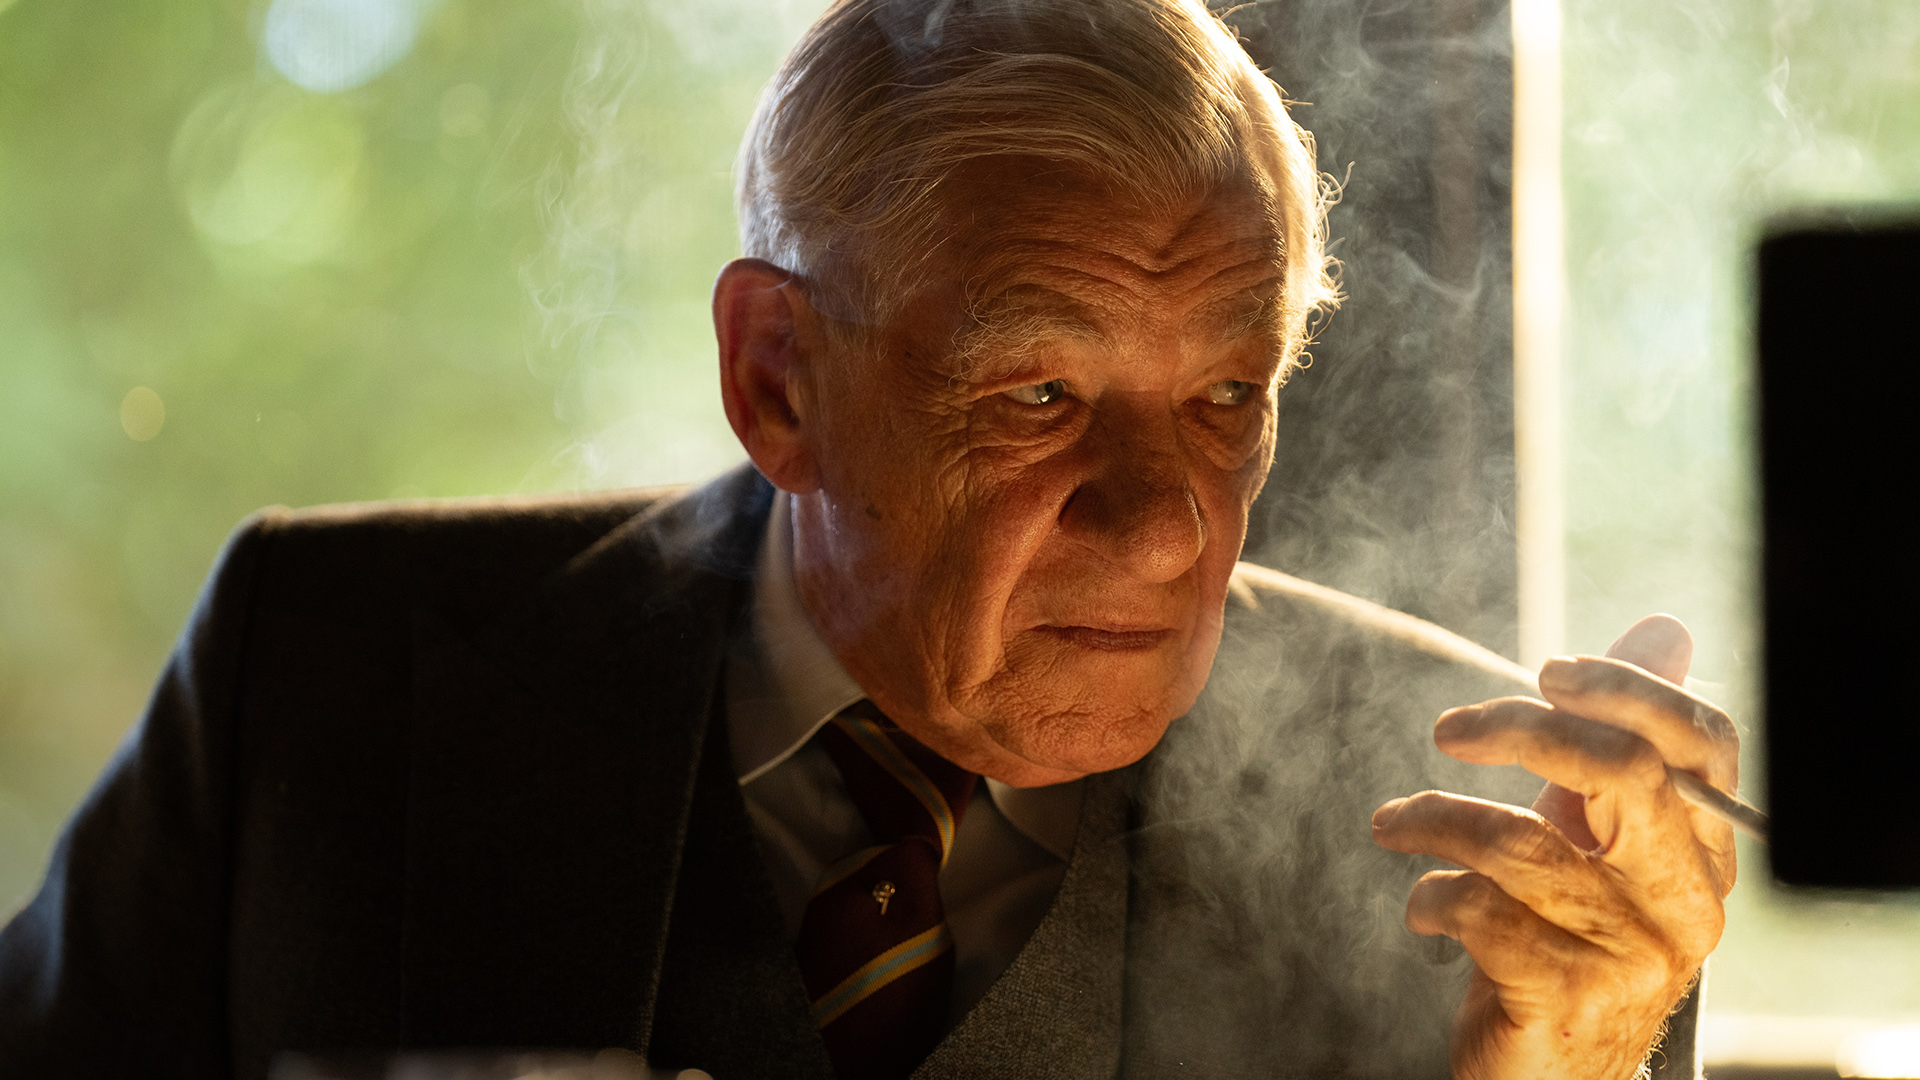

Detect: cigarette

[1666,766,1769,842]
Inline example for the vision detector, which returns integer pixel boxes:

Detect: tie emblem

[794,701,979,1080]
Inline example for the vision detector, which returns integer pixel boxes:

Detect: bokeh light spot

[170,85,366,267]
[120,387,166,442]
[263,0,419,94]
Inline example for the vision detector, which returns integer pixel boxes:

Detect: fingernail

[1372,798,1407,830]
[1537,656,1581,690]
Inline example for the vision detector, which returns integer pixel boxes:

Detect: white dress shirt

[725,492,1085,1025]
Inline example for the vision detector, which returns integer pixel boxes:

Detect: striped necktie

[796,700,979,1080]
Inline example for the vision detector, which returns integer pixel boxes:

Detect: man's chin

[975,681,1192,783]
[987,707,1174,784]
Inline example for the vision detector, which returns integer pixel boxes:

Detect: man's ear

[713,257,822,494]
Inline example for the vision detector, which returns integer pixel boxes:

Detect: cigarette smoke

[1229,0,1520,662]
[1120,3,1536,1073]
[522,0,829,493]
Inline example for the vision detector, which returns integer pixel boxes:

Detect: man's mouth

[1037,625,1174,651]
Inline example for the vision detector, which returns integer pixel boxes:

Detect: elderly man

[0,0,1738,1077]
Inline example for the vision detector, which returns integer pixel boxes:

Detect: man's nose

[1058,399,1206,583]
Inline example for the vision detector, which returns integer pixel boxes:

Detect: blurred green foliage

[1,0,1917,1032]
[0,0,830,907]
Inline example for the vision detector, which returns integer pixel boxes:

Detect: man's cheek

[948,456,1078,568]
[1239,415,1278,482]
[1225,429,1276,521]
[890,424,980,529]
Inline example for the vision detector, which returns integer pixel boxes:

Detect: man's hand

[1371,615,1740,1079]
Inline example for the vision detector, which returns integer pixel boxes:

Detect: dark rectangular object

[1760,218,1920,888]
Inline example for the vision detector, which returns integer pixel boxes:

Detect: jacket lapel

[645,688,838,1079]
[401,467,773,1054]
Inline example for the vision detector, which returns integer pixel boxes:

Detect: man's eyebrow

[1192,287,1287,341]
[949,287,1107,381]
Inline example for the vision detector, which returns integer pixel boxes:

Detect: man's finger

[1372,790,1624,932]
[1435,698,1673,804]
[1404,869,1591,988]
[1438,698,1700,855]
[1437,699,1725,863]
[1606,613,1693,685]
[1536,657,1739,789]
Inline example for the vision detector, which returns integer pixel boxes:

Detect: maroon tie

[796,700,979,1080]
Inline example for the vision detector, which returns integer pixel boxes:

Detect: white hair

[736,0,1339,364]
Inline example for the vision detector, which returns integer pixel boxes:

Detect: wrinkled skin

[1372,614,1740,1079]
[713,158,1738,1078]
[715,160,1285,787]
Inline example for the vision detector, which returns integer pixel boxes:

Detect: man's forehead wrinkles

[967,259,1279,349]
[1186,272,1287,337]
[1133,203,1281,275]
[967,218,1275,275]
[968,283,1103,330]
[934,181,1287,376]
[967,235,1278,312]
[946,263,1281,383]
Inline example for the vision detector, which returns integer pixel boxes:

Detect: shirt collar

[734,491,1082,861]
[733,490,865,787]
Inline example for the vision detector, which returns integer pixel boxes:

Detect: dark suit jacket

[0,466,1697,1078]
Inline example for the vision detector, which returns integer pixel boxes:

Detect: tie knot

[818,700,978,864]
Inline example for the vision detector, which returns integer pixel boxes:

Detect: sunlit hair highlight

[736,0,1339,368]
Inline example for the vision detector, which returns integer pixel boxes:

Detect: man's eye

[1205,380,1257,406]
[1004,379,1068,406]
